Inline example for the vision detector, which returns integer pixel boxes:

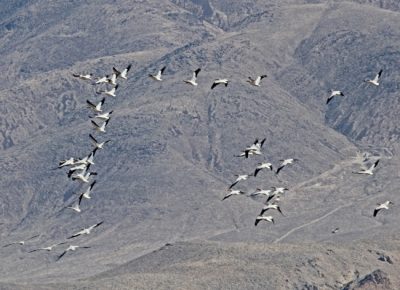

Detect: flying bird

[76,180,97,201]
[365,69,383,86]
[29,242,66,253]
[90,110,113,121]
[326,90,344,104]
[271,187,289,194]
[91,119,111,133]
[373,200,393,217]
[95,75,110,84]
[89,134,111,150]
[331,227,340,234]
[96,85,118,97]
[58,158,75,168]
[183,68,201,86]
[149,66,166,81]
[86,98,105,113]
[72,73,92,81]
[229,174,251,189]
[249,189,272,197]
[222,189,245,201]
[276,159,298,174]
[3,234,40,248]
[259,203,284,216]
[247,75,267,87]
[113,64,132,80]
[254,162,273,177]
[211,79,229,89]
[67,222,104,239]
[353,159,380,175]
[67,203,81,213]
[57,245,91,261]
[255,215,274,226]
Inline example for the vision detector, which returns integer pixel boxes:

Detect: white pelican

[91,119,111,133]
[365,69,383,86]
[90,110,113,121]
[271,187,288,194]
[326,90,344,105]
[72,73,92,81]
[89,134,111,149]
[255,215,274,226]
[259,203,284,216]
[29,242,66,253]
[249,189,272,197]
[95,75,110,84]
[149,66,166,81]
[229,174,251,189]
[58,158,75,168]
[183,68,201,86]
[87,98,105,113]
[3,234,40,248]
[276,158,298,174]
[373,200,393,217]
[331,227,339,234]
[108,73,117,86]
[254,162,273,177]
[222,189,245,201]
[114,64,132,80]
[247,75,267,87]
[67,203,81,213]
[67,221,103,239]
[57,245,91,261]
[96,85,118,97]
[211,79,229,89]
[353,159,379,175]
[77,180,96,201]
[67,163,90,178]
[72,170,97,183]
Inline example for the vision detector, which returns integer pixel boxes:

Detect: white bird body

[73,73,92,81]
[255,215,274,226]
[271,187,288,194]
[97,85,118,97]
[326,90,344,104]
[114,64,132,80]
[91,111,113,121]
[211,79,229,89]
[59,158,75,168]
[149,66,166,81]
[254,162,273,176]
[87,98,105,113]
[222,189,245,200]
[229,174,250,189]
[247,75,267,86]
[250,189,272,196]
[184,68,201,86]
[365,69,383,86]
[77,181,96,200]
[95,76,109,84]
[29,242,66,253]
[91,119,110,133]
[276,158,298,174]
[72,171,97,183]
[374,200,393,217]
[89,134,110,150]
[354,159,379,175]
[68,221,103,239]
[57,245,91,261]
[260,203,284,216]
[67,204,81,213]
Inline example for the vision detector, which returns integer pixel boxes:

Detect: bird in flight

[246,75,267,87]
[211,78,229,89]
[373,200,393,217]
[326,90,344,105]
[183,68,201,86]
[149,66,166,81]
[364,69,383,86]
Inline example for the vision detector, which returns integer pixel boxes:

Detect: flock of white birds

[1,62,393,262]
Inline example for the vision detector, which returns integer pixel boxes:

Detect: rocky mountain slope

[0,0,400,289]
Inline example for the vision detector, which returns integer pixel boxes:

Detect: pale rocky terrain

[0,0,400,289]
